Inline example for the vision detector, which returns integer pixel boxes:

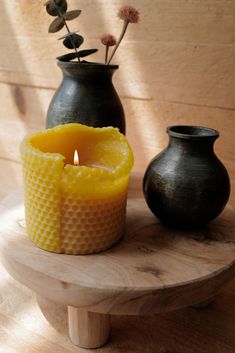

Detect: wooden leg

[68,306,110,348]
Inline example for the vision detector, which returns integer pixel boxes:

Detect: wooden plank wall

[0,0,234,205]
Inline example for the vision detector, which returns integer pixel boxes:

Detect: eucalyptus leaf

[77,49,98,58]
[58,31,79,40]
[57,49,98,62]
[57,52,78,61]
[63,33,84,49]
[64,10,81,21]
[45,0,67,17]
[48,17,65,33]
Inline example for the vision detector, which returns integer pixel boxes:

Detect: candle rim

[20,123,134,179]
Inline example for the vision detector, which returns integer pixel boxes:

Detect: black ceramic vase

[46,61,125,134]
[143,125,230,229]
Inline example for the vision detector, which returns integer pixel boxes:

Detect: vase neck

[168,137,216,155]
[167,125,219,156]
[57,61,118,80]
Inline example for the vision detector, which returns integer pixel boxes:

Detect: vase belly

[143,125,230,229]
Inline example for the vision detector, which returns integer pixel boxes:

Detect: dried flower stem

[105,46,109,64]
[107,20,128,65]
[53,0,80,62]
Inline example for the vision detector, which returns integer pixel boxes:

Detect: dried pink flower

[118,5,139,23]
[101,34,117,63]
[101,34,117,47]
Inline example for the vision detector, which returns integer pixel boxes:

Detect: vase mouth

[57,60,119,71]
[167,125,219,140]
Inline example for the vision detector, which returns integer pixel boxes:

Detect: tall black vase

[46,61,125,134]
[143,125,230,229]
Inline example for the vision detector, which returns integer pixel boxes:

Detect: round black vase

[46,61,125,134]
[143,125,230,229]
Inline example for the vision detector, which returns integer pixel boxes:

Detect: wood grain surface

[1,181,235,317]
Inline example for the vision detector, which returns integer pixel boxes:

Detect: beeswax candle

[20,124,134,254]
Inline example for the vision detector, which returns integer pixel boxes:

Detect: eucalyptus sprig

[45,0,98,62]
[45,1,139,64]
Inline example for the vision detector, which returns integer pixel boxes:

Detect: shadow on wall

[0,2,42,187]
[0,1,53,188]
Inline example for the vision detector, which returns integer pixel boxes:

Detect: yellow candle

[20,123,134,255]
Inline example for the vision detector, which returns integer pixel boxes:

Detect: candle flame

[74,150,79,166]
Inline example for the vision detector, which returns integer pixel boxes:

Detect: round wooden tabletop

[1,175,235,316]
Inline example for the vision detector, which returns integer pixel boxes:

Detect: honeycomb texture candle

[20,124,134,254]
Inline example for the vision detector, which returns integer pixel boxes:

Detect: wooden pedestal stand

[1,176,235,349]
